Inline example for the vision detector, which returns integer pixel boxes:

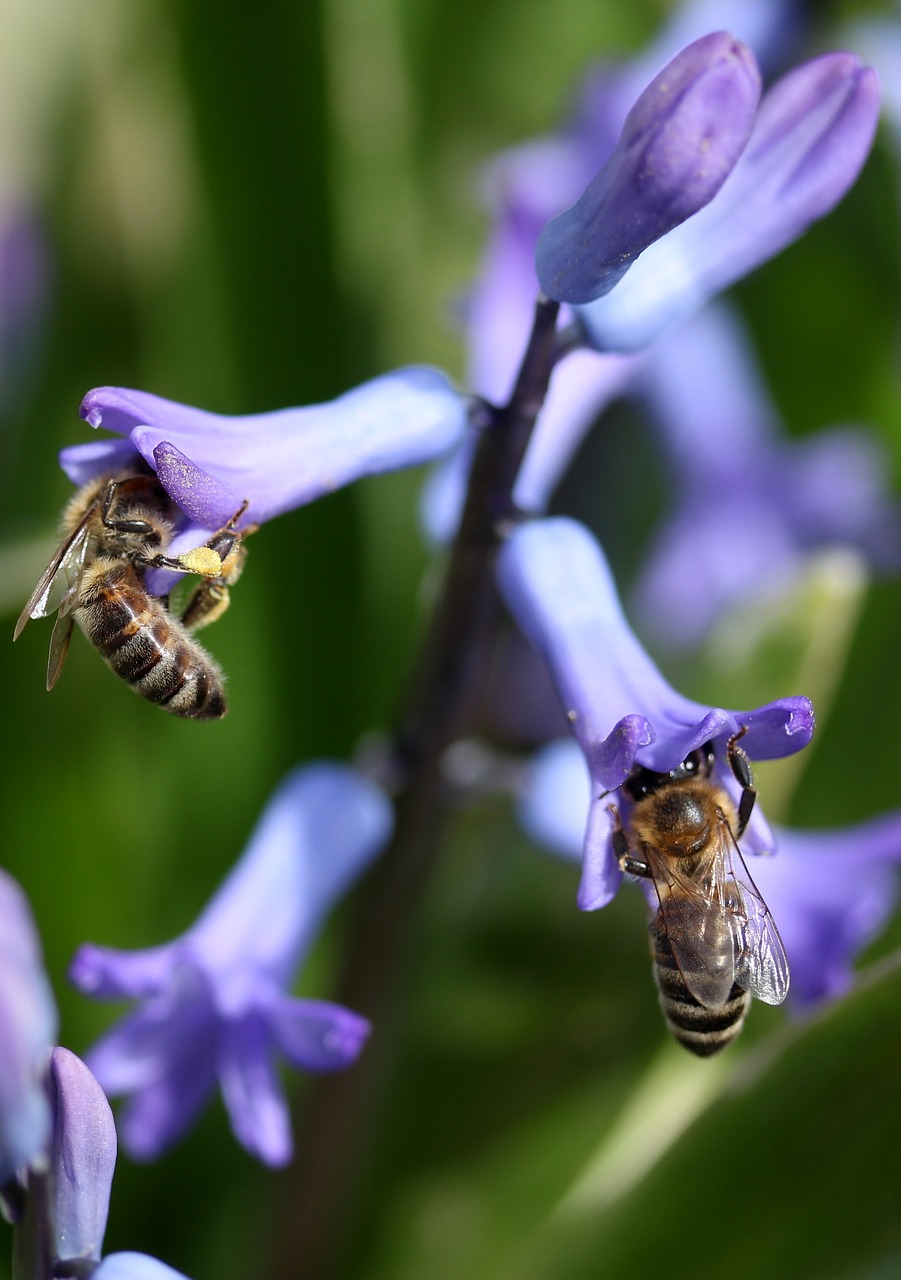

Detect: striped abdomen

[650,916,750,1057]
[76,560,226,719]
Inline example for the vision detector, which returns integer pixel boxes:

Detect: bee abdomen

[653,935,749,1057]
[78,563,227,720]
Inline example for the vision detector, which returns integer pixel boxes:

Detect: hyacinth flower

[496,517,814,910]
[423,30,760,543]
[423,4,806,540]
[521,738,901,1010]
[0,868,57,1185]
[46,1047,191,1279]
[69,763,393,1166]
[535,32,761,305]
[629,300,901,648]
[61,368,469,580]
[576,52,880,351]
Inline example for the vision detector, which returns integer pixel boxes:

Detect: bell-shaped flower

[69,762,394,1166]
[0,869,57,1183]
[578,52,880,351]
[522,738,901,1010]
[497,517,814,909]
[629,300,901,648]
[536,33,761,305]
[61,368,469,571]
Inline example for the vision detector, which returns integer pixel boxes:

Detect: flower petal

[94,1252,192,1280]
[190,763,393,986]
[69,941,179,1000]
[753,815,901,1008]
[72,367,469,529]
[266,995,370,1073]
[497,517,814,789]
[217,1012,292,1166]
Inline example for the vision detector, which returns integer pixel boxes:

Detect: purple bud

[48,1048,116,1267]
[536,33,761,304]
[580,52,880,350]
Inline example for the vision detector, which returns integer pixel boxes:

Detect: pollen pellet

[179,547,224,577]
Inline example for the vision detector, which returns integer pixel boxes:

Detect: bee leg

[726,730,756,838]
[609,803,651,878]
[99,479,158,537]
[178,509,255,631]
[179,579,232,633]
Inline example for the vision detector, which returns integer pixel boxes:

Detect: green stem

[263,295,560,1279]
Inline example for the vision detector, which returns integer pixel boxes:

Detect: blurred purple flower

[537,33,761,305]
[579,52,879,351]
[497,517,814,909]
[62,368,469,570]
[0,203,51,392]
[0,869,57,1183]
[47,1048,193,1280]
[630,300,901,648]
[522,738,901,1010]
[70,763,393,1166]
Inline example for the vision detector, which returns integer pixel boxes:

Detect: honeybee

[611,731,789,1056]
[14,469,252,719]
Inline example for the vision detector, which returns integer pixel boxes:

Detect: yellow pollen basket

[178,547,224,578]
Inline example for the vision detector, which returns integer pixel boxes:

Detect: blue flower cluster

[5,0,901,1275]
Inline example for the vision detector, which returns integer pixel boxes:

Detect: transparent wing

[46,612,76,690]
[14,517,94,640]
[726,837,791,1006]
[646,841,736,1010]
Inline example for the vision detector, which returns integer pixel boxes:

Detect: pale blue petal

[497,517,814,788]
[94,1253,191,1280]
[190,763,393,984]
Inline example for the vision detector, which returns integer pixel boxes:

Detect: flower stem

[264,295,560,1279]
[11,1169,54,1280]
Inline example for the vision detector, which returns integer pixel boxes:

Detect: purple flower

[536,33,762,305]
[579,52,880,351]
[62,368,469,571]
[629,300,901,648]
[497,517,814,909]
[46,1048,193,1280]
[47,1047,116,1269]
[425,1,801,543]
[522,738,901,1010]
[0,869,57,1183]
[69,763,394,1166]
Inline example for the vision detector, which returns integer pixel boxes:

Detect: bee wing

[646,843,737,1010]
[14,518,94,640]
[725,837,790,1006]
[46,611,76,690]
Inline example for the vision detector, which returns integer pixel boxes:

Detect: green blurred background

[1,1,901,1277]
